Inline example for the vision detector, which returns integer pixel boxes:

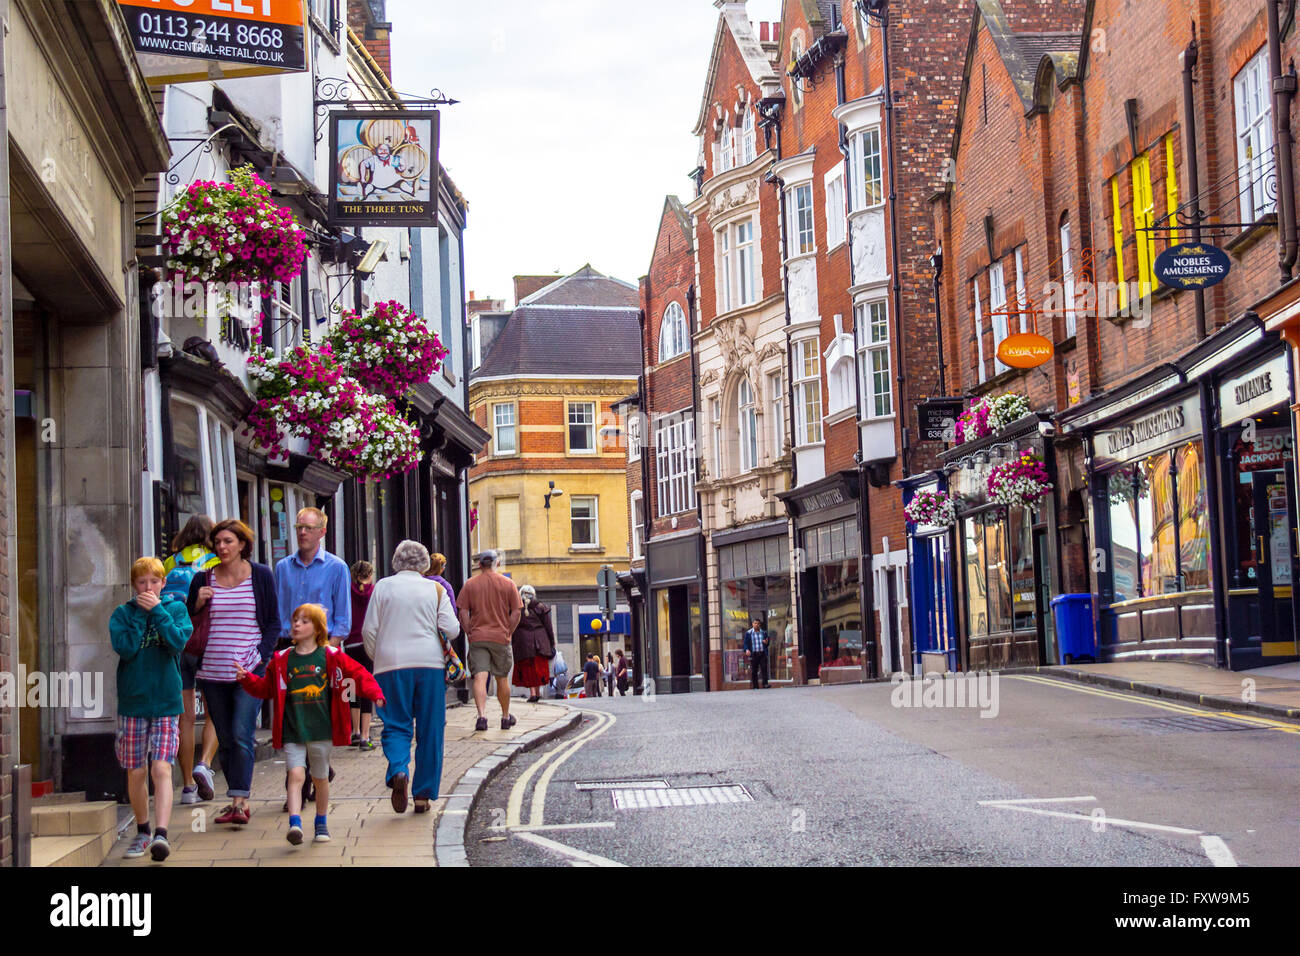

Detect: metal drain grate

[574,779,669,791]
[1108,715,1255,734]
[611,785,753,809]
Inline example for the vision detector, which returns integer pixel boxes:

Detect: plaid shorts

[115,715,180,770]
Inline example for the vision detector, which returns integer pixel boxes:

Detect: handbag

[183,571,211,662]
[440,631,466,684]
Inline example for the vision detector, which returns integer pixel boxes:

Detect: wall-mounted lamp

[543,480,564,509]
[355,239,389,277]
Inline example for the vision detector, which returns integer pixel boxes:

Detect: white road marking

[1199,835,1238,867]
[979,796,1098,806]
[983,801,1203,835]
[488,821,616,833]
[513,830,626,867]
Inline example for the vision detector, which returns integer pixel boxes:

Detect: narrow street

[467,681,1300,867]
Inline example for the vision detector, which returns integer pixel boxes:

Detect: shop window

[1009,507,1037,632]
[1234,47,1277,223]
[1228,425,1295,588]
[1106,442,1213,600]
[169,396,236,524]
[819,560,863,667]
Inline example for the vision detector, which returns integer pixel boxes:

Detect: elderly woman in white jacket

[362,540,461,814]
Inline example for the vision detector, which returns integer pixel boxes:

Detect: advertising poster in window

[116,0,309,85]
[328,111,440,227]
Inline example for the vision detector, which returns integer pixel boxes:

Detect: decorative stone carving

[714,315,756,387]
[708,177,759,218]
[851,208,888,286]
[787,256,818,325]
[757,342,783,361]
[698,368,719,387]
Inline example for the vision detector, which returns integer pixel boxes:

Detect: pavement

[1028,659,1300,719]
[102,698,574,867]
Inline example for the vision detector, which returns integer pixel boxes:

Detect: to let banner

[117,0,309,84]
[328,111,440,227]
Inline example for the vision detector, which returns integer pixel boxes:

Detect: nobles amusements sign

[1154,243,1232,290]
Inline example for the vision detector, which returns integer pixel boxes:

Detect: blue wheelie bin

[1050,594,1096,664]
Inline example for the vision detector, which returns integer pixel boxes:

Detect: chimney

[759,22,769,41]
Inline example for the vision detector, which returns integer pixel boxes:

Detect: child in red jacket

[237,603,384,845]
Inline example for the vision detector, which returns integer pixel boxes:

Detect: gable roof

[945,0,1083,182]
[649,195,694,273]
[517,264,639,308]
[472,304,641,379]
[693,2,782,137]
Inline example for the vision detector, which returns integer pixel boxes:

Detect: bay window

[769,370,785,459]
[825,167,846,249]
[849,127,884,211]
[792,338,823,445]
[789,183,815,256]
[855,301,892,418]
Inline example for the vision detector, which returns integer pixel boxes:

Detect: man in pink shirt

[457,550,523,732]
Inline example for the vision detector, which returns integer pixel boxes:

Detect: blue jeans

[375,668,445,800]
[197,679,261,797]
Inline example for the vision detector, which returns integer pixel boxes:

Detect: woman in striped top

[187,519,280,826]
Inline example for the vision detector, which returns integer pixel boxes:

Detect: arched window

[737,377,758,472]
[658,301,689,361]
[742,109,756,164]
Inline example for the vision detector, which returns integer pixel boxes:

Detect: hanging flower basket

[325,300,448,398]
[955,392,1033,445]
[162,165,308,286]
[987,451,1053,510]
[904,488,957,528]
[1108,466,1150,504]
[245,335,420,481]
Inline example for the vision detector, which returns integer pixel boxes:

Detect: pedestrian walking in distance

[457,549,523,732]
[237,603,384,845]
[743,618,771,689]
[615,649,630,696]
[187,519,280,827]
[511,584,555,703]
[363,541,461,814]
[343,561,378,749]
[582,654,603,699]
[161,514,220,808]
[605,652,617,698]
[111,557,193,861]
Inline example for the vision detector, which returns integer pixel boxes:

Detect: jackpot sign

[117,0,309,84]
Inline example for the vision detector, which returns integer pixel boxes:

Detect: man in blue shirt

[742,618,770,690]
[275,507,351,648]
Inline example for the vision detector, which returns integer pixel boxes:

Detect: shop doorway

[799,568,821,677]
[1248,469,1297,657]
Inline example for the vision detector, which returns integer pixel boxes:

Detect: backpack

[162,546,218,604]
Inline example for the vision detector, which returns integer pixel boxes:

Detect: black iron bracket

[312,76,459,145]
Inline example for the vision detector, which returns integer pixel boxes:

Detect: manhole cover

[611,785,753,809]
[574,779,669,791]
[1107,715,1255,734]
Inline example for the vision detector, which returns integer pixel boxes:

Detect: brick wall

[643,198,699,538]
[347,0,392,81]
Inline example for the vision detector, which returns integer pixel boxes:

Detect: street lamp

[544,480,564,509]
[544,480,564,560]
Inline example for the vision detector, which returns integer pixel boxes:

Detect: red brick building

[913,0,1300,672]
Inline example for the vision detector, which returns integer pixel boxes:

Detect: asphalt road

[466,676,1300,867]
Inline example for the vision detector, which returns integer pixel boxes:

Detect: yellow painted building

[467,267,642,667]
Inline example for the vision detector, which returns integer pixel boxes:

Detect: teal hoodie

[110,596,192,718]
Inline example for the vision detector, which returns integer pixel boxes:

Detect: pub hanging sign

[1154,242,1232,291]
[328,111,440,228]
[116,0,309,85]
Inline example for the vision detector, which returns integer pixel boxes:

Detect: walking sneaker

[474,716,488,732]
[501,714,517,731]
[123,832,151,859]
[358,739,376,751]
[286,825,304,846]
[149,834,170,862]
[350,733,363,746]
[314,821,331,843]
[192,764,216,802]
[180,786,199,805]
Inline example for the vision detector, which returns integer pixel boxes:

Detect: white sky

[389,0,783,305]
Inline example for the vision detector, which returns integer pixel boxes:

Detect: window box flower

[987,451,1053,510]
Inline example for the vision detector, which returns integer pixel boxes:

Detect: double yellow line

[506,709,618,827]
[1006,674,1300,734]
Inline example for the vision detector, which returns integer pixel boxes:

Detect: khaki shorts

[468,641,513,678]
